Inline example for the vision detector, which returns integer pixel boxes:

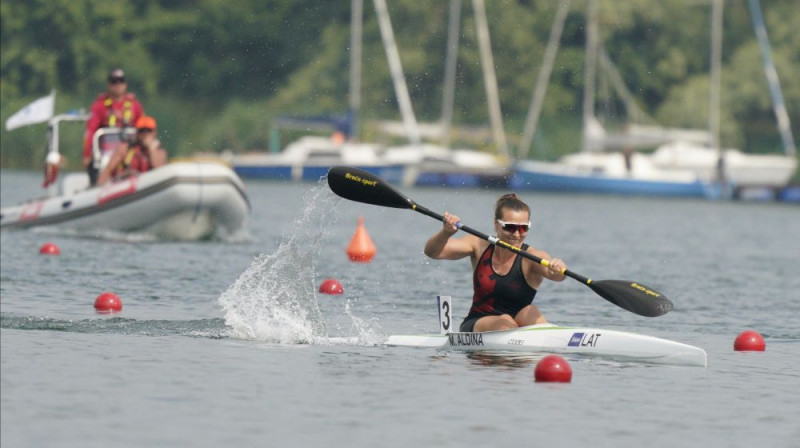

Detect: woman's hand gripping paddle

[327,166,673,317]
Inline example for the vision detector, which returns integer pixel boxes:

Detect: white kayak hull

[1,161,250,240]
[387,323,707,367]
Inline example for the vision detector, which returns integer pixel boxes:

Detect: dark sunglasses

[108,77,126,84]
[497,219,531,234]
[137,128,154,134]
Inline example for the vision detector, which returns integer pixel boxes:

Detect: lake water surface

[2,169,799,447]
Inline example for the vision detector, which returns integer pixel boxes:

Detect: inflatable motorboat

[1,112,249,240]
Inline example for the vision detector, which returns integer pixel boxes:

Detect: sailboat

[230,0,511,188]
[383,0,512,188]
[229,0,407,185]
[649,0,797,195]
[511,0,796,198]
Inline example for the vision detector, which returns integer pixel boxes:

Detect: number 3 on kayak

[438,296,452,334]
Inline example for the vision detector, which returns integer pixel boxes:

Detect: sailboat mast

[349,0,363,141]
[747,0,796,157]
[440,0,462,148]
[373,0,422,145]
[472,0,509,158]
[709,0,722,154]
[709,0,730,190]
[581,0,599,153]
[519,0,571,159]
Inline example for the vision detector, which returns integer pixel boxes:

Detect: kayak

[386,297,707,367]
[388,324,707,367]
[324,167,706,366]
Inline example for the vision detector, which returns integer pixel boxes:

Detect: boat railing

[91,126,136,171]
[46,111,88,160]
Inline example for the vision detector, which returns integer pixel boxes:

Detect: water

[2,169,799,447]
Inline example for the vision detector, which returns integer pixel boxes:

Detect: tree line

[2,0,798,175]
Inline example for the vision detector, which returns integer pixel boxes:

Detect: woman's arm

[423,212,476,260]
[526,248,567,282]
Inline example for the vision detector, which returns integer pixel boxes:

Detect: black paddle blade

[327,166,413,209]
[588,280,673,317]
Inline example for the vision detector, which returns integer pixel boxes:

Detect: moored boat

[512,0,796,199]
[230,135,510,188]
[511,154,714,198]
[651,141,798,190]
[229,135,407,185]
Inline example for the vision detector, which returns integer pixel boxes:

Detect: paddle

[327,166,674,317]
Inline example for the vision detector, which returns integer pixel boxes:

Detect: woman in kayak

[424,193,567,332]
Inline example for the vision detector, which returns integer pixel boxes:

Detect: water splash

[344,300,384,345]
[218,182,341,343]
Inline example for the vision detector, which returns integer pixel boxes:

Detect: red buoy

[94,292,123,314]
[346,216,376,263]
[39,242,61,255]
[734,331,765,351]
[319,278,344,295]
[534,355,572,383]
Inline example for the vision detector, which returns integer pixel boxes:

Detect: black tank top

[467,244,538,319]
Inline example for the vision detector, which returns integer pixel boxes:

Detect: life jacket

[112,144,152,178]
[102,93,137,128]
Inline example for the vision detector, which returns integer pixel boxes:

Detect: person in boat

[83,68,145,184]
[424,193,567,332]
[97,115,167,185]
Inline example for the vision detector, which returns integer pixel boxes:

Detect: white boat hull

[388,323,707,367]
[1,161,250,240]
[651,141,798,188]
[511,156,712,198]
[230,136,510,188]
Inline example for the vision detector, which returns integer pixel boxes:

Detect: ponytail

[494,193,530,219]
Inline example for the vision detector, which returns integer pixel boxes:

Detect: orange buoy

[346,216,376,263]
[534,355,572,383]
[39,242,61,255]
[319,278,344,295]
[734,331,766,351]
[94,292,123,314]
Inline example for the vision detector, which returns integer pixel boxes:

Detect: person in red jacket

[97,115,167,185]
[83,68,144,184]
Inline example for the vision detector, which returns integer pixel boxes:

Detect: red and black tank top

[467,244,538,319]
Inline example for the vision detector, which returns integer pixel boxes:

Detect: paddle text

[344,172,378,187]
[630,283,661,298]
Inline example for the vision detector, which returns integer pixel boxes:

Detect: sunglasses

[497,219,531,234]
[137,128,154,134]
[108,77,126,84]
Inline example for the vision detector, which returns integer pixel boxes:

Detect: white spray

[218,184,338,343]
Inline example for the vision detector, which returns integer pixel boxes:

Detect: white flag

[5,90,55,131]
